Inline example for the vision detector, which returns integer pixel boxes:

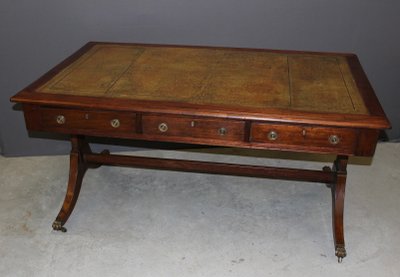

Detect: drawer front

[250,123,357,154]
[39,108,136,135]
[142,114,245,142]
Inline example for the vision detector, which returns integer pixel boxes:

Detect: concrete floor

[1,142,399,276]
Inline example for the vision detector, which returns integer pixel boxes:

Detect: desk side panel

[354,129,380,156]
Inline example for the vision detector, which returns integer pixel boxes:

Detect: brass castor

[52,220,67,232]
[335,245,347,263]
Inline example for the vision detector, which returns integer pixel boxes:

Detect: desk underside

[38,44,368,115]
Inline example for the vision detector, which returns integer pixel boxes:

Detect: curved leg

[52,136,89,232]
[330,155,348,262]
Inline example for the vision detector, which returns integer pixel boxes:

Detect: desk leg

[52,135,91,232]
[326,155,348,262]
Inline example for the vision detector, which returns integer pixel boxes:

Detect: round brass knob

[158,122,168,132]
[218,127,227,136]
[110,119,120,128]
[56,115,66,125]
[267,130,278,141]
[329,135,340,145]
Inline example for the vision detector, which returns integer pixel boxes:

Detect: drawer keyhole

[218,127,227,136]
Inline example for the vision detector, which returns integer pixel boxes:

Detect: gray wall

[1,0,399,156]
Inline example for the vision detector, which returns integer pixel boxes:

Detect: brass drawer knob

[56,115,66,125]
[329,135,340,145]
[110,119,120,128]
[158,122,168,132]
[267,130,278,141]
[218,127,227,136]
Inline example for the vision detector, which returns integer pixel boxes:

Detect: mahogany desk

[11,42,390,262]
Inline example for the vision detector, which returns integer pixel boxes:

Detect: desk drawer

[142,114,245,142]
[39,108,136,135]
[250,122,357,153]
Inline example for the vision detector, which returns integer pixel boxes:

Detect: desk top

[12,42,390,129]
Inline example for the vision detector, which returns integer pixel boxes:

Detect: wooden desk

[11,42,390,262]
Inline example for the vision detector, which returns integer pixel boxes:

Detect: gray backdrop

[1,0,399,156]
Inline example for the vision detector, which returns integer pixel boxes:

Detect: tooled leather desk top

[37,44,368,115]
